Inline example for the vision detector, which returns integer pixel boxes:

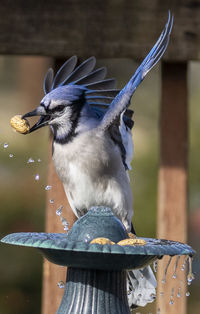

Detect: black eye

[51,105,65,113]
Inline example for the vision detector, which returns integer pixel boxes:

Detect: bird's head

[21,55,118,142]
[22,85,85,142]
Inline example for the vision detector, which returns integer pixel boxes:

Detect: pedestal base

[57,267,130,314]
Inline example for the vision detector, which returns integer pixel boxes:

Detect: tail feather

[127,266,156,308]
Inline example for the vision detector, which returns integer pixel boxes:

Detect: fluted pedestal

[57,267,130,314]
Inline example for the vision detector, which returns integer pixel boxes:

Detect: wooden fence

[1,1,199,313]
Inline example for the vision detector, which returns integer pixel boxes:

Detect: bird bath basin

[1,207,195,314]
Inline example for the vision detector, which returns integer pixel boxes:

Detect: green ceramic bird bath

[1,207,195,314]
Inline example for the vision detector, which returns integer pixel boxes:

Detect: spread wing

[43,55,134,131]
[99,11,173,131]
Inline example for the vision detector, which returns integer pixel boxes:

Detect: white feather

[53,129,133,230]
[127,266,157,307]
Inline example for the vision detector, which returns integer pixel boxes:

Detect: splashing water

[172,255,180,279]
[35,174,40,181]
[60,216,69,231]
[177,286,181,298]
[37,158,41,162]
[187,256,195,285]
[64,225,69,231]
[169,287,174,305]
[181,256,188,271]
[60,216,68,225]
[27,157,34,163]
[45,185,52,191]
[153,260,158,272]
[162,256,172,284]
[56,206,63,216]
[4,143,8,148]
[9,154,14,158]
[57,281,65,289]
[186,291,190,297]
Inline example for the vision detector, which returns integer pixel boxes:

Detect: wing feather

[85,89,120,97]
[62,56,96,85]
[85,78,116,90]
[73,67,107,85]
[99,12,173,131]
[52,56,77,88]
[43,68,54,94]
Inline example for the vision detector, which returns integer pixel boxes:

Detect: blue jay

[22,13,173,308]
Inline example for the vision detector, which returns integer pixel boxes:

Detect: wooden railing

[0,1,198,313]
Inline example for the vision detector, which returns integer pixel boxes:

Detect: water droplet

[177,287,181,298]
[57,281,65,289]
[45,185,52,191]
[153,260,158,272]
[162,256,172,284]
[37,158,41,162]
[49,199,54,204]
[27,157,34,163]
[172,255,180,279]
[60,216,69,227]
[9,154,14,158]
[181,256,188,271]
[187,273,195,285]
[187,256,195,285]
[4,143,8,148]
[186,291,190,297]
[181,265,185,271]
[35,174,40,181]
[56,206,63,216]
[169,287,174,305]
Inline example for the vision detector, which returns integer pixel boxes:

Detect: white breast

[53,130,133,230]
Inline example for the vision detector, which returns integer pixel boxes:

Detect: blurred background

[0,56,199,313]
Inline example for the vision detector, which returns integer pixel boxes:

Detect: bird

[22,12,173,308]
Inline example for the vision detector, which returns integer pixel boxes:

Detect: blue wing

[43,54,133,130]
[99,11,173,131]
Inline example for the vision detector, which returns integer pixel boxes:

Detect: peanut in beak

[10,115,30,134]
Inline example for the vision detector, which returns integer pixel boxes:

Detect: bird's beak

[22,109,51,133]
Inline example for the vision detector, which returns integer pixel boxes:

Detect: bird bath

[1,206,195,314]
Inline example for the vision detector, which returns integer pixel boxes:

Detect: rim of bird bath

[1,206,195,314]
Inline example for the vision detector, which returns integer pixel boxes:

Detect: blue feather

[99,11,173,130]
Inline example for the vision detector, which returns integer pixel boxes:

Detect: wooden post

[41,138,76,314]
[157,62,188,313]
